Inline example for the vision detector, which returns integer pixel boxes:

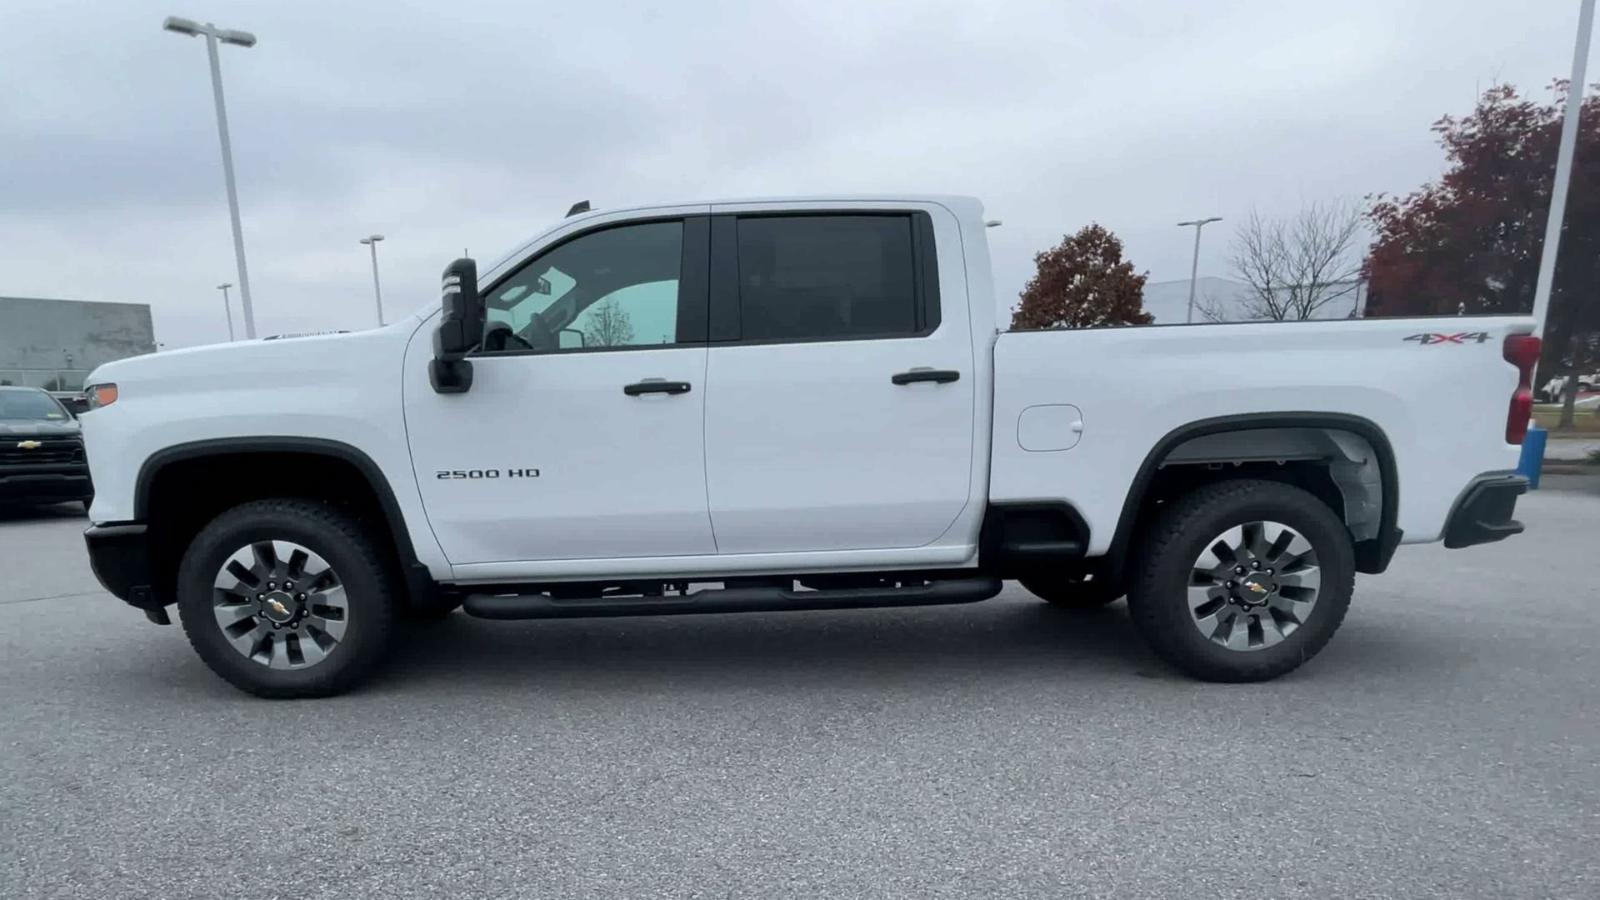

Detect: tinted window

[735,216,918,341]
[482,221,683,353]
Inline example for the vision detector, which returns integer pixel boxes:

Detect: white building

[0,296,157,390]
[1141,277,1367,325]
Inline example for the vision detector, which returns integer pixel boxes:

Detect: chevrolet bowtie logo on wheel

[1245,581,1270,594]
[266,598,290,617]
[16,440,42,450]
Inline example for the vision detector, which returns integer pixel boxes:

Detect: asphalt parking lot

[3,478,1598,900]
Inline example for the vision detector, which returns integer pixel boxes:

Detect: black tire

[1127,479,1354,682]
[176,499,397,698]
[1020,572,1122,610]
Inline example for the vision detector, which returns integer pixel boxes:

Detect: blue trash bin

[1517,424,1547,489]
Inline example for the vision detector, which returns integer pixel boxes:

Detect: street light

[1177,217,1223,323]
[1530,0,1595,345]
[359,235,386,326]
[216,283,236,341]
[164,15,259,339]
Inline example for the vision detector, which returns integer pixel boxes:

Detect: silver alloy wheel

[1186,520,1321,652]
[212,540,349,669]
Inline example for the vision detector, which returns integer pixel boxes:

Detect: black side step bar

[462,577,1003,621]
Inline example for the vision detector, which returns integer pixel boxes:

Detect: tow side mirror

[430,257,484,394]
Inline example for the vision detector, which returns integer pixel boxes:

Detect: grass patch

[1532,406,1600,434]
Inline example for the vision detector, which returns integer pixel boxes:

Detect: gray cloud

[0,0,1591,348]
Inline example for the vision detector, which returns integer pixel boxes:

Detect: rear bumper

[84,522,166,619]
[1443,472,1528,549]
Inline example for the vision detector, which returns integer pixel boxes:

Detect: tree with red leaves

[1011,224,1153,330]
[1364,82,1598,426]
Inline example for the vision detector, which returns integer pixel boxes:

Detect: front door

[702,209,976,554]
[404,217,715,565]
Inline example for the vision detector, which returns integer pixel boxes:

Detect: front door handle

[623,380,692,396]
[891,368,960,386]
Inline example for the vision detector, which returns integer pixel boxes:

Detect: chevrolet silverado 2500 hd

[78,196,1536,697]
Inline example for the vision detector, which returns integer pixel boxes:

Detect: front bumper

[1443,472,1528,549]
[84,522,168,622]
[0,465,92,503]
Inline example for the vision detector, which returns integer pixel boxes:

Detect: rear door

[702,206,975,554]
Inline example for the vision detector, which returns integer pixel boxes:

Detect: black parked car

[0,386,93,512]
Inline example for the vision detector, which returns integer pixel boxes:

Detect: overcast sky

[1,0,1593,348]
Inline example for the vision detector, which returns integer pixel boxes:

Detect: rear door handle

[623,380,692,396]
[891,368,960,385]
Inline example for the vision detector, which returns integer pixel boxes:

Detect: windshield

[0,390,70,421]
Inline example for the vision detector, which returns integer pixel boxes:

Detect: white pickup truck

[80,195,1538,697]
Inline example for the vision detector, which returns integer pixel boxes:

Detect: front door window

[482,221,685,353]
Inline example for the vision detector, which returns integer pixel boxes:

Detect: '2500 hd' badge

[435,468,540,479]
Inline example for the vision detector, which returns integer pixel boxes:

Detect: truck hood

[0,418,81,437]
[85,318,422,393]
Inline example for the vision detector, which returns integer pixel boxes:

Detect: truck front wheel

[175,499,396,698]
[1127,479,1354,682]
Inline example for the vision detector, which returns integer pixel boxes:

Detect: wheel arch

[134,437,434,610]
[1103,413,1401,579]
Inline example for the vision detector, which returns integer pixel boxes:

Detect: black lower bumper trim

[1443,472,1528,550]
[84,522,164,613]
[463,576,1003,620]
[0,470,92,502]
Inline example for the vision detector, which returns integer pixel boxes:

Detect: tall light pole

[217,283,236,341]
[1530,0,1595,342]
[163,15,259,339]
[359,235,387,326]
[1178,217,1223,323]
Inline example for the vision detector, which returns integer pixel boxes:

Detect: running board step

[461,576,1003,620]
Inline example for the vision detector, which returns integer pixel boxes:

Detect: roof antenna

[566,200,591,217]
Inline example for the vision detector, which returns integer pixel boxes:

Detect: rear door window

[732,215,925,342]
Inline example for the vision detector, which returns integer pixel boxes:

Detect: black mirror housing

[436,257,484,355]
[430,257,484,394]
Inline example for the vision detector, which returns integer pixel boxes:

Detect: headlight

[86,383,119,410]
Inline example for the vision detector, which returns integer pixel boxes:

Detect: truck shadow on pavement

[0,502,86,524]
[119,596,1462,699]
[358,595,1466,697]
[375,599,1162,693]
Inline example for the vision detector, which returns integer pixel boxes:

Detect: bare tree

[1222,201,1365,321]
[1194,290,1233,324]
[586,299,636,347]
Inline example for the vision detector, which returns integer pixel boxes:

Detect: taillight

[1503,334,1540,444]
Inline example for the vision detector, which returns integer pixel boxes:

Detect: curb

[1541,464,1594,476]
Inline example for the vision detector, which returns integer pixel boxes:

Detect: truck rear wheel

[175,499,396,698]
[1019,572,1122,610]
[1127,479,1353,682]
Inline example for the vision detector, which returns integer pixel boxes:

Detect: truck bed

[990,316,1534,555]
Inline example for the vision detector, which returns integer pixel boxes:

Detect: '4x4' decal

[1403,331,1491,345]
